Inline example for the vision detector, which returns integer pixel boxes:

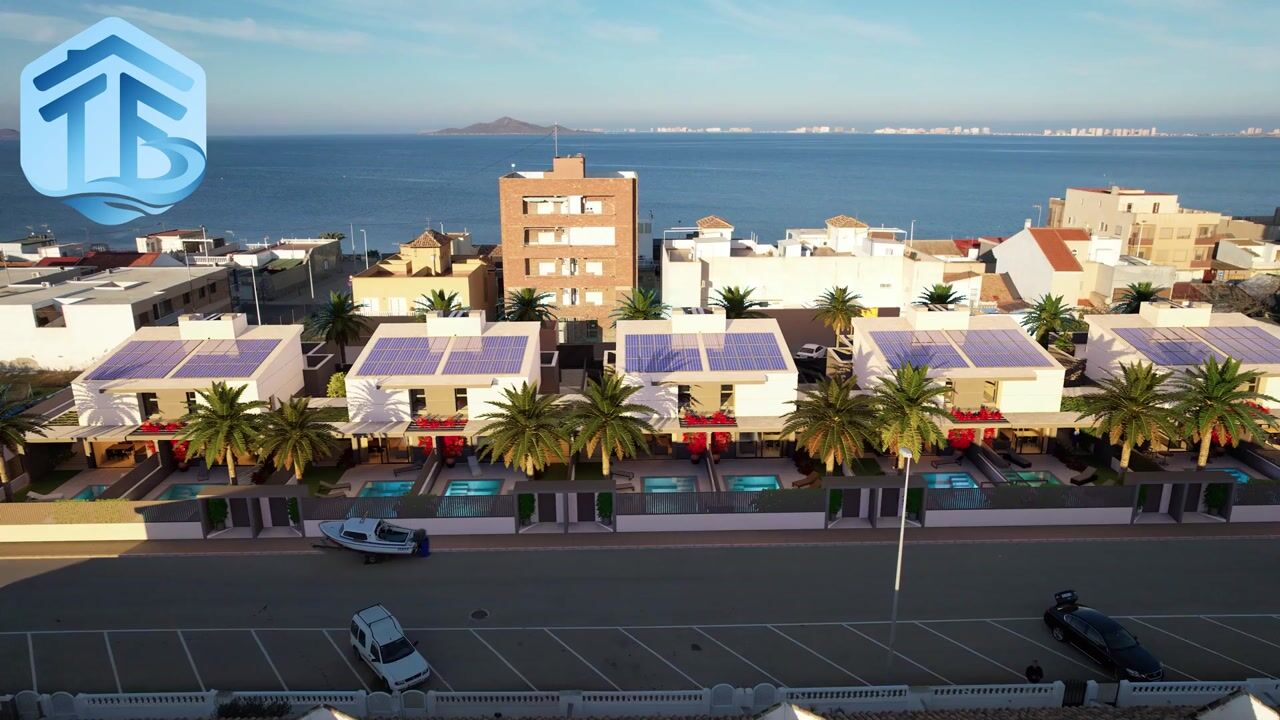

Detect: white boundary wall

[615,512,825,532]
[1230,505,1280,522]
[303,517,512,537]
[925,507,1134,527]
[0,522,203,543]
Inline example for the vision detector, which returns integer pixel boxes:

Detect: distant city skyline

[1,0,1278,135]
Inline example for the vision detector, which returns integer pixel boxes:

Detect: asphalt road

[1,537,1277,693]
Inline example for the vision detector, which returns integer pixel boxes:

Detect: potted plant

[207,498,228,531]
[518,494,535,525]
[173,440,191,471]
[710,432,730,463]
[684,432,707,464]
[596,492,613,524]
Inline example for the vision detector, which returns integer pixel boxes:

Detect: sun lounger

[1006,451,1032,469]
[931,457,963,469]
[792,473,820,489]
[25,490,64,501]
[615,480,635,492]
[1069,467,1097,486]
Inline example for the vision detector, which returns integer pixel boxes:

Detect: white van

[350,605,431,691]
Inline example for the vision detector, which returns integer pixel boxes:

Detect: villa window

[454,388,468,412]
[185,392,198,414]
[983,380,998,405]
[139,393,160,418]
[1152,203,1161,213]
[719,384,734,409]
[409,389,426,415]
[677,385,691,411]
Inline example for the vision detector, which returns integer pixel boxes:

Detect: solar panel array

[1191,326,1280,364]
[87,340,200,380]
[1114,327,1222,366]
[704,332,788,371]
[624,333,703,373]
[870,331,968,369]
[172,339,282,378]
[443,335,528,375]
[357,337,448,376]
[948,329,1053,368]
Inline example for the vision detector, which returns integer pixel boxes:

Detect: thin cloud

[85,4,371,51]
[585,20,660,45]
[0,11,86,44]
[706,0,919,45]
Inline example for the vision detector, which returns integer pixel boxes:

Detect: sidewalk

[1,522,1278,559]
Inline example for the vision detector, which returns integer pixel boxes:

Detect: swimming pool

[1208,468,1251,484]
[71,484,109,500]
[1004,470,1062,487]
[156,484,216,500]
[444,479,502,496]
[923,472,979,489]
[643,476,697,493]
[358,481,415,497]
[726,475,781,492]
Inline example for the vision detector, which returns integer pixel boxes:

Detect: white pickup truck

[350,605,432,691]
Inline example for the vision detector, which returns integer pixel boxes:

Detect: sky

[0,0,1277,135]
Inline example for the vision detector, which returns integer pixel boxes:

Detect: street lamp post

[886,446,914,670]
[1033,204,1043,226]
[306,253,315,300]
[360,229,369,269]
[249,265,262,325]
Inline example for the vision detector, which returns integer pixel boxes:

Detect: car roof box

[1054,589,1078,606]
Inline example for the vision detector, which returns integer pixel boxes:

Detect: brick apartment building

[498,155,637,343]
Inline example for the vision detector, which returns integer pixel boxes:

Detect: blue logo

[20,17,206,226]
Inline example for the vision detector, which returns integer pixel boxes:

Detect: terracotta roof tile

[825,214,868,229]
[696,215,733,229]
[1027,228,1085,272]
[405,229,450,249]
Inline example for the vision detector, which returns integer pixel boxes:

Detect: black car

[1043,590,1163,681]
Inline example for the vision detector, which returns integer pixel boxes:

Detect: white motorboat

[319,517,425,559]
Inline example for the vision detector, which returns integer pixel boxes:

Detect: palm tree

[1111,282,1166,314]
[0,386,49,500]
[611,288,670,323]
[257,398,336,482]
[501,288,557,322]
[479,382,569,477]
[811,286,866,339]
[305,291,371,368]
[177,382,267,485]
[871,365,951,469]
[413,289,463,318]
[1171,357,1276,469]
[1021,294,1084,348]
[711,286,767,319]
[1073,362,1178,471]
[567,372,656,476]
[916,283,966,305]
[782,375,878,474]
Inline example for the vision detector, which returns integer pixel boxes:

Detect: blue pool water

[156,484,215,500]
[727,475,781,492]
[923,472,979,489]
[643,476,697,493]
[444,479,502,496]
[1208,468,1251,484]
[71,485,108,500]
[358,481,415,497]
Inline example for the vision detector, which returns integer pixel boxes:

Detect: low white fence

[925,507,1135,527]
[1229,505,1280,522]
[13,679,1275,719]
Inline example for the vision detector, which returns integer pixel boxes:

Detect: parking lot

[4,613,1279,694]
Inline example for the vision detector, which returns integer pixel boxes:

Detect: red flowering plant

[711,432,731,455]
[683,432,708,456]
[417,436,434,452]
[442,435,466,459]
[947,428,975,450]
[138,420,186,433]
[412,415,467,430]
[172,441,190,462]
[681,411,736,427]
[949,407,1004,423]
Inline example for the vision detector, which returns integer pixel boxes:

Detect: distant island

[0,129,18,140]
[428,116,596,136]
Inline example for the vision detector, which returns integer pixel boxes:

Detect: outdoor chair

[792,472,820,489]
[931,457,963,469]
[1005,451,1032,469]
[25,490,64,501]
[1069,467,1097,486]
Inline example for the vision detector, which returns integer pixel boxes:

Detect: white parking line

[767,626,868,686]
[913,622,1023,681]
[102,632,122,693]
[1127,618,1275,679]
[691,627,784,687]
[619,628,701,689]
[251,630,289,690]
[544,630,620,691]
[470,629,537,691]
[1201,617,1280,651]
[986,621,1109,679]
[175,631,206,692]
[841,624,952,685]
[26,633,37,693]
[322,630,369,693]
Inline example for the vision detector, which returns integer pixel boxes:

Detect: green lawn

[312,406,349,422]
[300,465,347,496]
[15,469,82,502]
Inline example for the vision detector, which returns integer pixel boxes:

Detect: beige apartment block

[499,155,638,343]
[1047,187,1263,278]
[351,229,496,317]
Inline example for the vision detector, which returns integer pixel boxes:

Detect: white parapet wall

[1229,505,1280,522]
[615,512,826,532]
[924,507,1134,527]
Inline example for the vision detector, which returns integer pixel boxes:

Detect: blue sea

[0,134,1277,253]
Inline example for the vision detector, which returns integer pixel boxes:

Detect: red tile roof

[36,252,166,269]
[696,215,733,229]
[1027,228,1085,272]
[825,214,868,229]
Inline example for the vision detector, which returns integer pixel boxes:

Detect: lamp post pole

[361,229,369,269]
[249,265,262,325]
[886,447,914,670]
